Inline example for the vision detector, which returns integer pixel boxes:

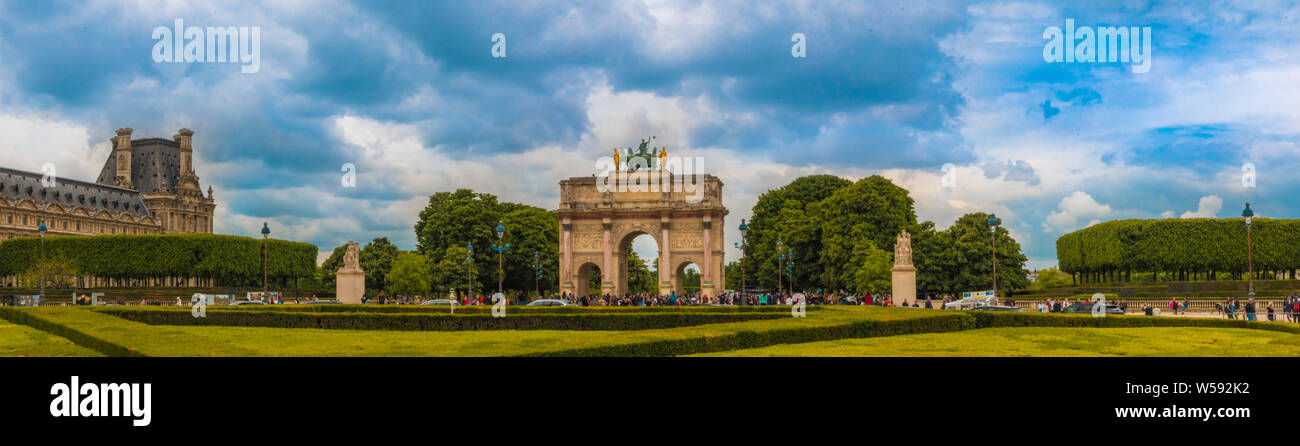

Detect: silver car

[526,299,575,307]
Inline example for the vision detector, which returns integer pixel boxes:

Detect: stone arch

[672,259,703,296]
[555,173,727,298]
[574,261,602,298]
[613,229,660,297]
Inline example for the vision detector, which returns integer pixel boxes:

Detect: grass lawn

[7,305,1300,357]
[691,327,1300,357]
[1,305,958,356]
[0,319,102,357]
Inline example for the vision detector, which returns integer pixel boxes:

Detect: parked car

[526,299,575,306]
[1061,302,1125,315]
[970,305,1022,312]
[229,300,266,306]
[302,299,342,304]
[421,299,458,306]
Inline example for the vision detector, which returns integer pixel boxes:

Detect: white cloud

[1044,191,1111,232]
[1180,195,1223,218]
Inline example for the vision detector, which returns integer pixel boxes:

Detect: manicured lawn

[692,327,1300,357]
[7,305,1300,357]
[2,305,960,356]
[0,319,102,357]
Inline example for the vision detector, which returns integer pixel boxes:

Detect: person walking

[1245,297,1257,321]
[1267,302,1275,322]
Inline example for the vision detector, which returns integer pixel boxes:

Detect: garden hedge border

[98,308,791,331]
[99,304,818,314]
[0,307,141,357]
[530,312,976,356]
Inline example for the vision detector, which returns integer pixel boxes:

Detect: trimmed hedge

[99,308,789,331]
[0,233,317,285]
[532,312,975,356]
[1057,218,1300,282]
[968,311,1300,334]
[102,304,819,314]
[0,306,140,356]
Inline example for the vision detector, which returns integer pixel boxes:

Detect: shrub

[0,233,317,286]
[98,308,790,331]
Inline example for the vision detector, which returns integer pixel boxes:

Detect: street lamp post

[38,221,47,299]
[738,219,749,305]
[988,215,1001,302]
[261,222,270,302]
[1243,203,1255,298]
[785,249,795,295]
[775,239,784,299]
[532,252,541,299]
[465,243,474,300]
[493,221,510,295]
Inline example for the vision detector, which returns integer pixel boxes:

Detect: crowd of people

[1216,295,1300,322]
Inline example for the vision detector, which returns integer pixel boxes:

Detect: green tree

[682,267,701,294]
[320,244,347,288]
[912,221,956,295]
[945,212,1030,295]
[413,189,558,294]
[360,237,400,293]
[500,207,559,294]
[626,251,657,294]
[20,253,79,290]
[587,266,603,295]
[814,175,917,290]
[746,175,852,291]
[386,252,432,298]
[1032,267,1072,289]
[851,243,893,295]
[431,245,479,298]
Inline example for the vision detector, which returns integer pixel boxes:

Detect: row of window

[2,212,149,235]
[166,212,209,232]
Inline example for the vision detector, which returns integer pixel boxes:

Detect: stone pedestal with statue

[891,231,916,306]
[336,241,366,304]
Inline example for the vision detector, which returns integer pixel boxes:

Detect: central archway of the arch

[555,174,727,297]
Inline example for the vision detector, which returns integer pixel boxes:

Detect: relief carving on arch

[574,233,603,251]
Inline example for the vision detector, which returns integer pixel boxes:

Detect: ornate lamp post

[38,220,47,299]
[465,243,474,300]
[261,222,270,302]
[775,238,784,298]
[738,219,749,304]
[784,249,795,295]
[532,252,542,299]
[1243,203,1255,298]
[493,221,510,294]
[987,215,1001,302]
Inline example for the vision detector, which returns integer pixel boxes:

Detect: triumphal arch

[556,141,727,298]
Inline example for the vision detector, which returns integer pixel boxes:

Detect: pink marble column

[660,219,671,288]
[702,223,712,279]
[561,222,572,284]
[602,221,611,288]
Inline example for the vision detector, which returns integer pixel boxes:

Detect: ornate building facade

[0,128,216,241]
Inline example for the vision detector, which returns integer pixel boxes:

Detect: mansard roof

[95,137,184,194]
[0,167,151,217]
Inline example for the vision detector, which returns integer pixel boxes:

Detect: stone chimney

[175,128,194,174]
[113,128,134,189]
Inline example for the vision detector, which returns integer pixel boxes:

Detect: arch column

[659,215,671,296]
[561,220,573,294]
[701,216,715,298]
[601,218,613,295]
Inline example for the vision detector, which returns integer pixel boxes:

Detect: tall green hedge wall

[0,233,317,286]
[1057,218,1300,279]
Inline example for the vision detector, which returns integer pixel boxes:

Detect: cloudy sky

[0,0,1295,269]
